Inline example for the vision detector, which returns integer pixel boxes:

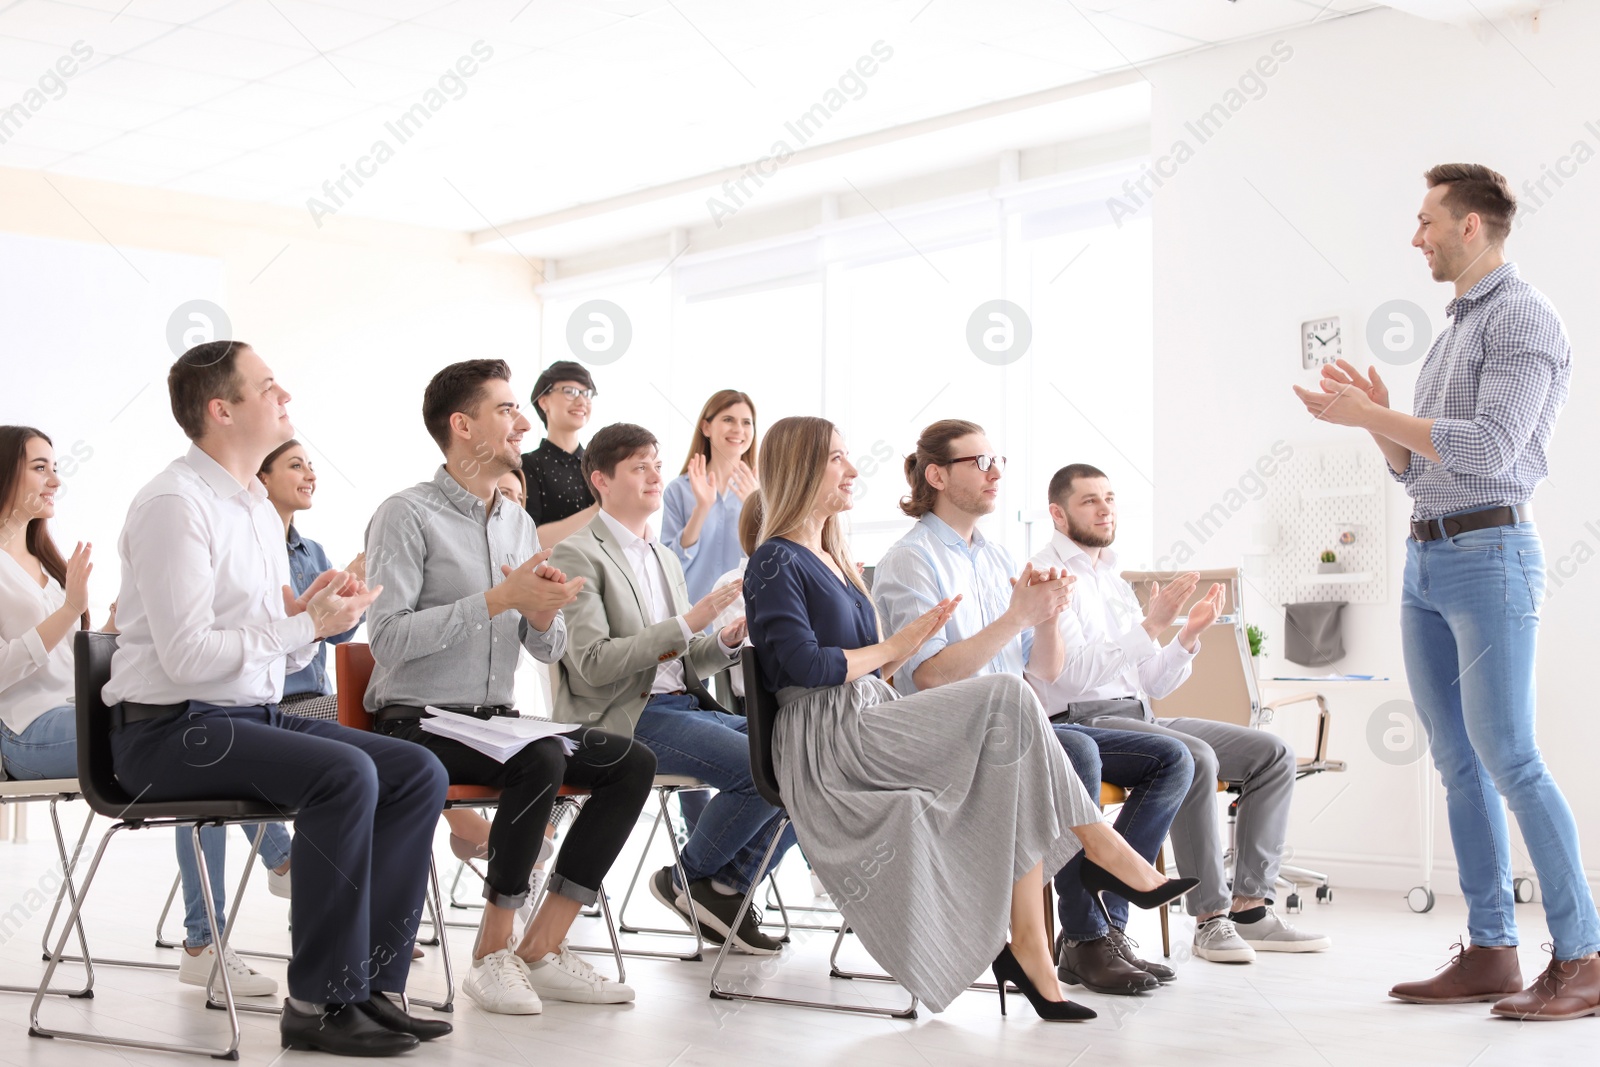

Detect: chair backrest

[74,631,134,816]
[1119,566,1261,728]
[335,643,376,731]
[738,647,785,810]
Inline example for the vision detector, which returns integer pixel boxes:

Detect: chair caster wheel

[1407,886,1435,913]
[1513,877,1535,904]
[1285,892,1302,914]
[1315,885,1333,904]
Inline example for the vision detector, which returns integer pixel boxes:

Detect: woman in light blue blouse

[661,390,761,606]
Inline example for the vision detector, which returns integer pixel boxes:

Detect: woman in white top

[0,426,99,780]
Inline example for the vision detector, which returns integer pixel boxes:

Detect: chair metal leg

[154,871,184,948]
[32,822,246,1060]
[202,824,285,1016]
[1,798,94,999]
[407,857,456,1013]
[579,785,706,962]
[1157,846,1171,958]
[764,875,842,932]
[708,817,918,1020]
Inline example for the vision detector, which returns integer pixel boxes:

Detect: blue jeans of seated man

[633,693,797,894]
[1403,521,1600,959]
[0,704,77,780]
[1051,723,1194,942]
[175,822,293,947]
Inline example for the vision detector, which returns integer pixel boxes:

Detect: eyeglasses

[947,454,1006,473]
[542,385,595,401]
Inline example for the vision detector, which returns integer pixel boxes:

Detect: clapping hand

[686,453,718,509]
[728,459,760,503]
[1177,582,1227,651]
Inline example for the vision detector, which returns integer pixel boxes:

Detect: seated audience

[662,389,761,604]
[105,340,449,1057]
[743,416,1195,1018]
[872,419,1194,996]
[549,422,795,955]
[365,360,653,1015]
[0,426,97,781]
[1028,463,1330,962]
[521,360,600,548]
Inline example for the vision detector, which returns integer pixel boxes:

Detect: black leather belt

[375,704,518,724]
[117,701,189,725]
[1410,503,1530,542]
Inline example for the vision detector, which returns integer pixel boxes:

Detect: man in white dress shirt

[1028,463,1330,964]
[104,341,450,1057]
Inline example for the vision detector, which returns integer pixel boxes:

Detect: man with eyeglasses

[520,361,600,548]
[871,420,1193,996]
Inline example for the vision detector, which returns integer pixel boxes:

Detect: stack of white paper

[418,707,579,763]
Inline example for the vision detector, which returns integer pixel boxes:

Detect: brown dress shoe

[1491,952,1600,1021]
[1056,933,1159,995]
[1389,941,1523,1004]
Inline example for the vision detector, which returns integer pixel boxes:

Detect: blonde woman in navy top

[743,416,1194,1019]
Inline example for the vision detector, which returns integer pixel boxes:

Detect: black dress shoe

[280,999,418,1056]
[1055,932,1158,995]
[355,992,453,1041]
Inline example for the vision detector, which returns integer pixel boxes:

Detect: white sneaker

[516,868,549,934]
[178,943,278,996]
[464,939,542,1015]
[1233,907,1332,952]
[1193,917,1257,963]
[524,940,635,1004]
[267,866,291,900]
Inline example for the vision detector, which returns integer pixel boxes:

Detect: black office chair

[29,632,296,1061]
[705,648,918,1019]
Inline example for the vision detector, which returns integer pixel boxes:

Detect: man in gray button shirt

[365,360,655,1014]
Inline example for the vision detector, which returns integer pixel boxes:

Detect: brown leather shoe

[1491,951,1600,1021]
[1056,933,1159,995]
[1107,927,1175,983]
[1389,941,1523,1004]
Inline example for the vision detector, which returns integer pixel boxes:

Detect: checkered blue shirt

[1392,262,1571,521]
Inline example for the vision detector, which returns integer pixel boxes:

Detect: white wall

[0,168,545,699]
[1148,5,1600,895]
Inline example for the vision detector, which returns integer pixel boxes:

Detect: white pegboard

[1246,445,1388,606]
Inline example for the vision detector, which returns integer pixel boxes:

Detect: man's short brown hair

[1424,163,1517,245]
[582,422,658,493]
[1047,462,1108,507]
[421,359,512,452]
[168,341,249,442]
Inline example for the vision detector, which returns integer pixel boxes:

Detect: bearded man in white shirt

[1028,463,1330,964]
[104,341,451,1057]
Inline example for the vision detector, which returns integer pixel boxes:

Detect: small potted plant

[1317,549,1343,574]
[1247,624,1265,658]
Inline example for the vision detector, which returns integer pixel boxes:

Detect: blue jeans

[633,694,797,894]
[175,822,294,947]
[1051,723,1194,940]
[1403,521,1600,959]
[0,704,77,779]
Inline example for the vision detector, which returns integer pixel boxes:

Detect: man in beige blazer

[549,422,796,955]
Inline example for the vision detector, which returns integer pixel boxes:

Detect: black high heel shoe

[1079,858,1199,927]
[991,945,1097,1021]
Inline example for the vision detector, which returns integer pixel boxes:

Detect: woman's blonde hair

[757,416,870,603]
[680,389,758,475]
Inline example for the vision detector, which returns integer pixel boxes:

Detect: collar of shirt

[1445,261,1519,318]
[1046,528,1118,575]
[286,522,304,552]
[187,442,266,507]
[920,511,987,558]
[431,464,506,523]
[597,506,657,556]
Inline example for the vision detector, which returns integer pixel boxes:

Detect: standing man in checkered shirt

[1295,163,1599,1021]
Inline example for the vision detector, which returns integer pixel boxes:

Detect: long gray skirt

[772,672,1102,1012]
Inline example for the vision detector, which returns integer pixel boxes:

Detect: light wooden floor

[1,807,1593,1067]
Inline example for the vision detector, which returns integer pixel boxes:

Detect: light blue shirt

[661,474,747,605]
[871,513,1027,696]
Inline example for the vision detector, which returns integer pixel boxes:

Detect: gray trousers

[1081,714,1297,917]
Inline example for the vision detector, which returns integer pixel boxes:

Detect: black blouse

[521,438,593,526]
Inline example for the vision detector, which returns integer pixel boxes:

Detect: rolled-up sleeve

[1431,304,1560,478]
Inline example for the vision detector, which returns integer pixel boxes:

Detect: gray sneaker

[1233,907,1331,952]
[1193,917,1256,963]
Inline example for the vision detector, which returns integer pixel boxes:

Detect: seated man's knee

[1054,729,1102,787]
[1187,740,1220,791]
